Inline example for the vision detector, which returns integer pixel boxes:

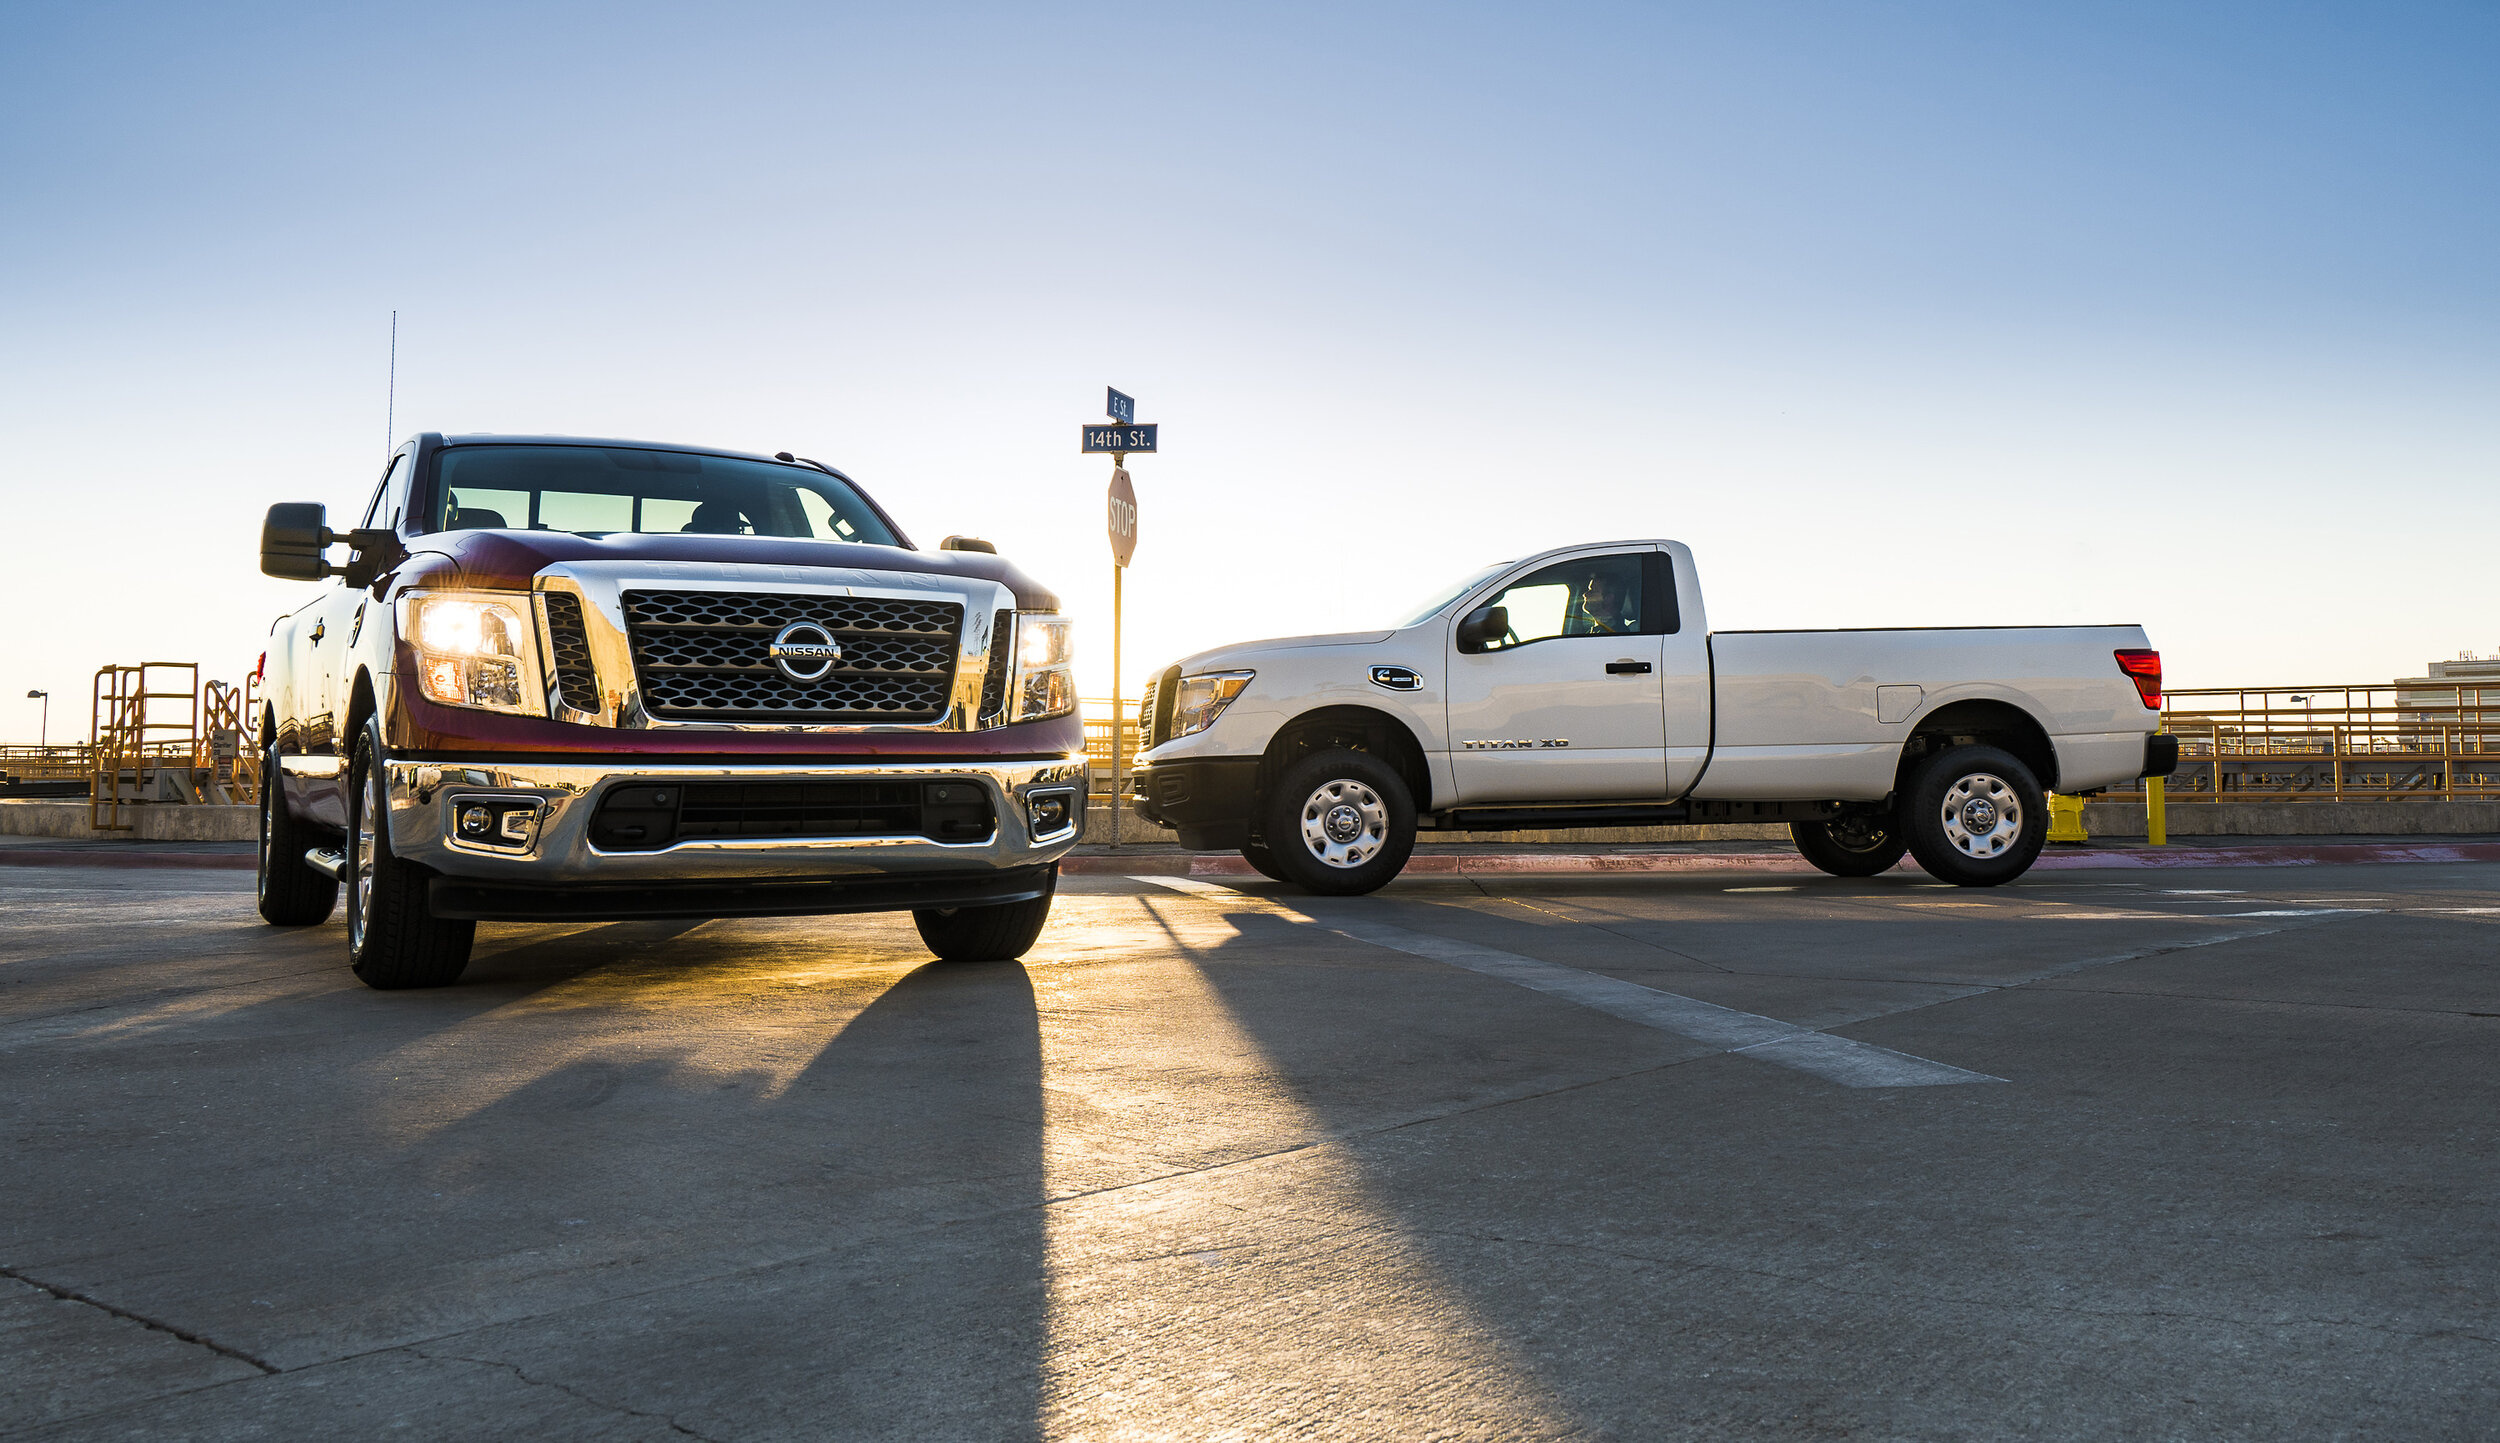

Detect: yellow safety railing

[2104,683,2500,803]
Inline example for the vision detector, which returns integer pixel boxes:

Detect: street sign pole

[1110,513,1123,851]
[1092,391,1148,850]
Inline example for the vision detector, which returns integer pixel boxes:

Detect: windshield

[1392,561,1512,629]
[429,445,901,545]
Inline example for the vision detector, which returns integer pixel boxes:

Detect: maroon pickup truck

[255,433,1086,989]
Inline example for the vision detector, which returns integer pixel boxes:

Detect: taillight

[2114,649,2161,709]
[254,651,267,682]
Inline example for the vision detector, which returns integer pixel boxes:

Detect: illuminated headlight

[1010,613,1076,722]
[1169,670,1254,739]
[401,592,544,715]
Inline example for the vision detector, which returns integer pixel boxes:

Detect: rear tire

[1256,749,1416,896]
[346,724,474,989]
[915,866,1058,961]
[255,741,338,926]
[1900,743,2047,887]
[1792,810,1908,878]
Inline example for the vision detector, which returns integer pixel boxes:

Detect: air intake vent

[622,589,963,722]
[541,592,601,713]
[977,609,1013,725]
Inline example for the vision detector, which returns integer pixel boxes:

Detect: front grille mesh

[977,609,1013,724]
[623,588,962,722]
[1144,663,1182,749]
[541,592,601,713]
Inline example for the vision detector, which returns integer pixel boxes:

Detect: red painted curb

[1064,841,2500,878]
[0,850,257,871]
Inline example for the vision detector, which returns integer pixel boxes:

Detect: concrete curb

[1064,840,2500,878]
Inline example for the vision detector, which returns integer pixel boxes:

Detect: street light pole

[25,690,46,749]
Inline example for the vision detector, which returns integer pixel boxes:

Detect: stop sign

[1107,466,1138,568]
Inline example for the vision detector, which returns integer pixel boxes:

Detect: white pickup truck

[1129,540,2178,892]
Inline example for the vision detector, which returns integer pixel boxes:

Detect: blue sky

[4,2,2495,737]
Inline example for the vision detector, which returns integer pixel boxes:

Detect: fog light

[459,805,492,837]
[1025,790,1076,838]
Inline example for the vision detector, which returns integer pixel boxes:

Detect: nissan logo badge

[768,622,843,682]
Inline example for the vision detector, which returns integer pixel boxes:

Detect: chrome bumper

[383,755,1088,884]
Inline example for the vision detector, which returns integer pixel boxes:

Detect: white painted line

[2427,907,2500,915]
[1133,875,2002,1089]
[1723,886,1796,893]
[2213,908,2377,918]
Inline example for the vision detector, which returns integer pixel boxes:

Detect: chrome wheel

[1297,778,1387,869]
[1939,772,2022,858]
[350,761,380,950]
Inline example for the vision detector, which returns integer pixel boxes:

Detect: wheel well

[1899,699,2058,793]
[1257,706,1432,814]
[344,670,378,753]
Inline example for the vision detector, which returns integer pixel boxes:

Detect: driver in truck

[1565,566,1639,636]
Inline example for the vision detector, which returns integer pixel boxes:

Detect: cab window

[1475,554,1651,650]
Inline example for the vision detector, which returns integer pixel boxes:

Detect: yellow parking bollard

[2146,774,2166,846]
[2047,793,2088,844]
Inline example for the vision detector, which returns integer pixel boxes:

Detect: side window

[1475,554,1648,650]
[361,453,412,531]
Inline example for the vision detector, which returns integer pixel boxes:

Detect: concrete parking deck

[1,858,2493,1439]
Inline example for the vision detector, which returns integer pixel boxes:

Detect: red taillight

[254,651,267,682]
[2114,648,2161,709]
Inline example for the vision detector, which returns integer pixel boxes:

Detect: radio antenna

[384,310,398,456]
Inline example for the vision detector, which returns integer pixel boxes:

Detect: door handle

[1606,660,1651,675]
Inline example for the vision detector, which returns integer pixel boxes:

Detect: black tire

[1238,840,1293,884]
[1791,810,1909,878]
[1900,743,2047,887]
[915,865,1058,962]
[1255,748,1417,896]
[346,724,474,989]
[256,741,339,926]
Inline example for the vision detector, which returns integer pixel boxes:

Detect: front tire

[1256,749,1417,896]
[1900,744,2047,887]
[915,866,1058,962]
[346,724,474,989]
[256,740,339,926]
[1792,809,1908,878]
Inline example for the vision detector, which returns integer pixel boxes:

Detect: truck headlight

[401,592,545,715]
[1010,613,1075,722]
[1169,670,1254,739]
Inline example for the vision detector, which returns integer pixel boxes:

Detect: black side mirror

[261,504,399,586]
[1455,605,1509,654]
[939,535,997,553]
[261,503,333,580]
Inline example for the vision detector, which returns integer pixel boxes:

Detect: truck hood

[403,530,1061,610]
[1175,630,1397,673]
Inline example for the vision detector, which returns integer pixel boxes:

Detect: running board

[1424,799,1844,832]
[303,847,346,879]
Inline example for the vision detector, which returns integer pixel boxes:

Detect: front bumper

[1130,754,1261,851]
[385,755,1087,912]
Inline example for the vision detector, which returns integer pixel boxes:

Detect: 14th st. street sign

[1107,466,1137,568]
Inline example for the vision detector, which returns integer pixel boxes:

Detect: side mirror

[939,535,997,553]
[261,503,333,580]
[1455,605,1509,654]
[260,504,399,586]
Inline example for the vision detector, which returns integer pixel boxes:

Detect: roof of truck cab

[437,434,831,470]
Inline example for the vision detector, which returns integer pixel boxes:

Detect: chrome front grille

[621,588,963,722]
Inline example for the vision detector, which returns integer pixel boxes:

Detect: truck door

[1445,550,1667,803]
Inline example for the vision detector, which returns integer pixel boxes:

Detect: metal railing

[1081,699,1142,800]
[2105,684,2500,803]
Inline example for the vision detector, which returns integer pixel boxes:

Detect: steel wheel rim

[350,762,379,947]
[1298,778,1387,869]
[1939,772,2021,858]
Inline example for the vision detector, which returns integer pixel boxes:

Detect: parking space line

[1133,876,2003,1089]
